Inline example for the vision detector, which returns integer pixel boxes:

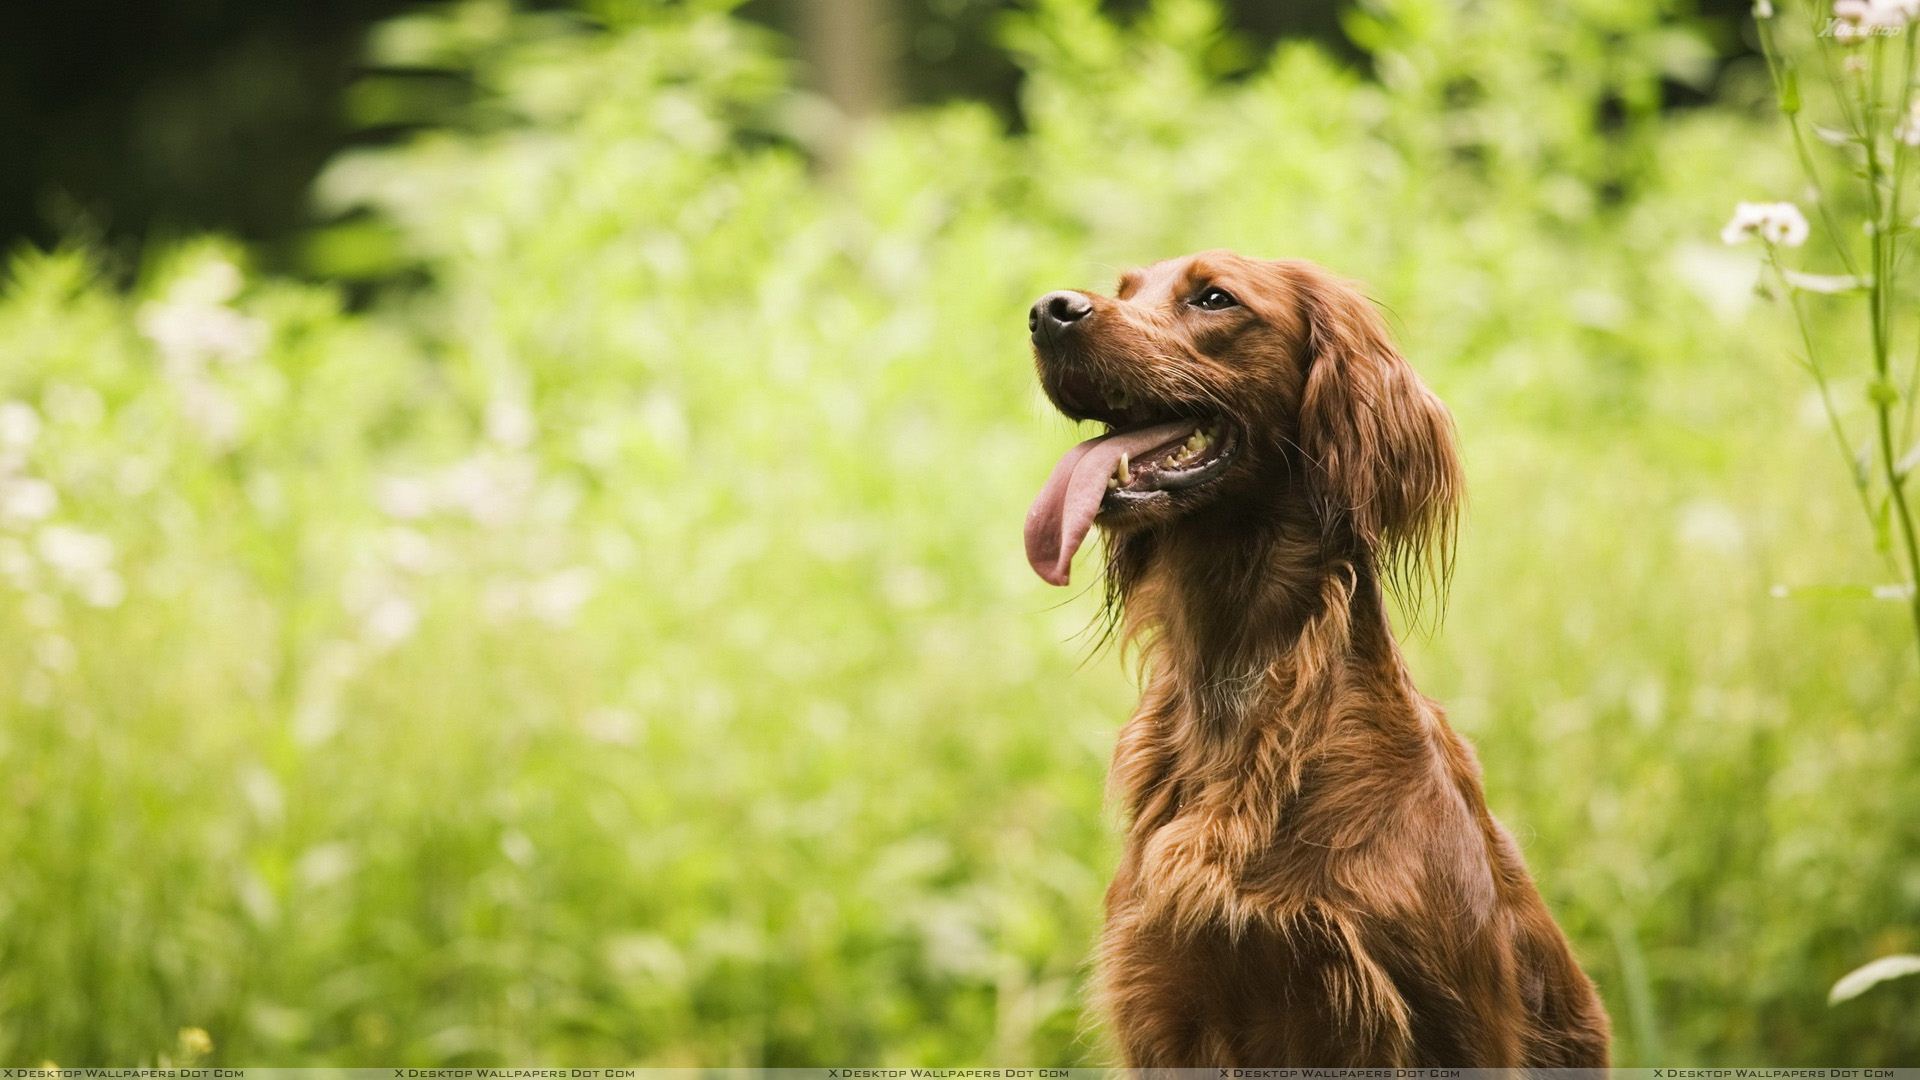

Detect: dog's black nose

[1029,291,1092,337]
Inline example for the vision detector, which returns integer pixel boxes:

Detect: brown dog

[1022,252,1610,1066]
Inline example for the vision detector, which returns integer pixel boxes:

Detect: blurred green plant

[1,0,1918,1068]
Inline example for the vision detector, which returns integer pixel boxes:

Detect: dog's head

[1023,250,1460,604]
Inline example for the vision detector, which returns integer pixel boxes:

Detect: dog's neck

[1113,508,1417,741]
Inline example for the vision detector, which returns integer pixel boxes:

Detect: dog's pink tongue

[1024,420,1197,586]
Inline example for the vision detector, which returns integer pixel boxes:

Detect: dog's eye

[1191,286,1239,311]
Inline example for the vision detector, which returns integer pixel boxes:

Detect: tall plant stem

[1760,17,1862,277]
[1769,253,1883,538]
[1861,33,1920,665]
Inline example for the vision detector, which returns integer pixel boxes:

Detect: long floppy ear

[1292,264,1462,612]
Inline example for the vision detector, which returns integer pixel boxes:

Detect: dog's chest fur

[1093,567,1608,1067]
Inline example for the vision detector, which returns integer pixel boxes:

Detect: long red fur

[1031,252,1610,1066]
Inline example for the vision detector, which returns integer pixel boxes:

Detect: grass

[0,0,1918,1066]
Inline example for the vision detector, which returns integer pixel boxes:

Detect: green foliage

[1,0,1918,1067]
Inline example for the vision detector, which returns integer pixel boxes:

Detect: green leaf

[1813,123,1857,146]
[1781,270,1872,293]
[1896,441,1920,480]
[1830,955,1920,1005]
[1780,64,1801,114]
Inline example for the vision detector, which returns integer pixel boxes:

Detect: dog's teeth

[1115,452,1131,487]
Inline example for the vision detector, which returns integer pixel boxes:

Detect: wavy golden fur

[1027,252,1610,1066]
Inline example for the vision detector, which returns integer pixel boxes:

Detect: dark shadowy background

[0,0,1754,259]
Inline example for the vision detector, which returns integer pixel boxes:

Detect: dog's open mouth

[1023,406,1236,587]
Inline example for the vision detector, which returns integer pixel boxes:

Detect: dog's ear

[1290,263,1462,611]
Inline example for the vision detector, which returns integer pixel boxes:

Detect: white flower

[439,453,535,527]
[0,478,58,527]
[1898,100,1920,145]
[140,301,267,369]
[137,258,264,369]
[35,525,123,608]
[0,402,40,451]
[377,475,436,520]
[383,526,437,573]
[37,525,113,577]
[173,378,243,449]
[527,567,597,626]
[582,707,640,746]
[79,569,125,608]
[485,399,535,450]
[1832,0,1916,39]
[1721,201,1810,247]
[174,259,244,307]
[362,594,420,648]
[1755,0,1774,16]
[380,453,535,527]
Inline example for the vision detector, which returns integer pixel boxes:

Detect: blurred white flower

[1832,0,1915,39]
[500,829,536,867]
[1722,201,1810,247]
[0,478,57,527]
[582,707,640,746]
[175,258,245,307]
[440,452,535,526]
[1755,0,1774,16]
[527,567,597,626]
[35,525,123,608]
[0,402,40,451]
[79,569,126,608]
[294,841,359,888]
[1899,100,1920,146]
[377,476,436,520]
[173,378,244,449]
[1677,499,1747,554]
[138,259,266,450]
[361,594,420,649]
[139,298,267,368]
[378,452,535,527]
[36,525,113,578]
[485,399,536,450]
[137,261,257,447]
[241,765,285,825]
[383,526,437,573]
[116,455,160,496]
